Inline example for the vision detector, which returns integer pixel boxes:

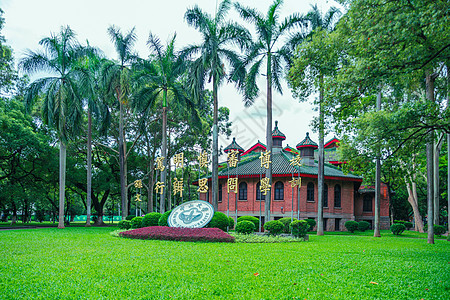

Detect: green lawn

[1,227,449,299]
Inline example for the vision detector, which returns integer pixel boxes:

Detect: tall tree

[183,0,250,210]
[101,26,136,220]
[234,0,304,222]
[20,26,86,228]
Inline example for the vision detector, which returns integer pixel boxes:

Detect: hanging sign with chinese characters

[168,200,214,228]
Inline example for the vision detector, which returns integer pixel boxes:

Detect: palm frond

[215,0,231,24]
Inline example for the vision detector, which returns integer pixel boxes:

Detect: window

[363,194,373,212]
[256,181,265,201]
[323,218,328,231]
[218,184,222,203]
[239,182,247,200]
[323,184,328,207]
[307,182,314,202]
[335,218,341,231]
[274,181,284,200]
[334,184,341,208]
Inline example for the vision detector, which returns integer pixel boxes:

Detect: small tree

[345,220,359,233]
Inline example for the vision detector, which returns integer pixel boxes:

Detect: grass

[1,227,449,299]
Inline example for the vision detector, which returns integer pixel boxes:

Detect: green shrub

[131,216,144,229]
[404,221,413,230]
[118,220,131,230]
[235,220,256,234]
[358,221,370,232]
[228,217,235,230]
[279,217,297,233]
[434,225,446,236]
[391,223,406,235]
[237,216,259,229]
[142,212,162,227]
[290,220,309,238]
[394,220,405,224]
[264,220,284,236]
[158,210,172,226]
[303,218,316,231]
[126,215,136,221]
[345,220,359,233]
[207,212,229,231]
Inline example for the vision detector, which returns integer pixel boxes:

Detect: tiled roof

[224,137,244,153]
[283,144,299,154]
[324,136,340,148]
[241,140,267,156]
[296,132,318,149]
[272,121,286,140]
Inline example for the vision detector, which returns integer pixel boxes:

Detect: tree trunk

[147,138,156,213]
[374,90,382,237]
[425,70,435,244]
[160,89,168,213]
[448,133,450,234]
[433,136,443,225]
[405,177,424,233]
[58,140,66,229]
[86,109,92,227]
[212,74,219,211]
[119,95,127,220]
[265,52,273,223]
[317,74,324,236]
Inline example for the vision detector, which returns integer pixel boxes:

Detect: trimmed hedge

[279,217,297,233]
[131,216,144,229]
[158,210,172,226]
[126,215,136,221]
[237,216,259,229]
[434,225,446,236]
[235,220,256,234]
[358,221,370,232]
[228,217,235,230]
[142,212,162,227]
[404,221,413,230]
[303,219,316,231]
[119,226,235,243]
[345,221,358,233]
[264,220,284,236]
[391,223,406,235]
[290,220,309,238]
[118,220,131,230]
[207,212,229,231]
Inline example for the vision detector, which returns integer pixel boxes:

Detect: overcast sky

[2,0,341,155]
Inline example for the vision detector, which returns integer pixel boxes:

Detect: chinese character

[155,156,165,171]
[154,181,165,195]
[227,177,238,194]
[173,153,184,169]
[173,177,184,197]
[260,177,271,195]
[259,150,271,169]
[227,150,239,168]
[135,193,142,202]
[289,154,302,167]
[197,178,209,193]
[134,179,143,189]
[198,151,208,168]
[289,177,302,188]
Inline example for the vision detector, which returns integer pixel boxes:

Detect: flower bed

[119,226,235,243]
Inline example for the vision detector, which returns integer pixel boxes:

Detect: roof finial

[275,120,278,128]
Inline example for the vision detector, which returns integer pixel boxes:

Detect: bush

[228,217,235,230]
[119,226,235,243]
[264,220,284,236]
[118,220,131,230]
[235,220,256,234]
[290,220,309,238]
[207,212,229,231]
[158,210,172,226]
[131,216,144,229]
[358,221,370,232]
[434,225,446,236]
[126,215,136,221]
[279,217,297,233]
[345,220,359,233]
[237,216,260,229]
[142,212,162,227]
[394,220,405,224]
[303,219,316,231]
[391,223,406,235]
[404,221,413,230]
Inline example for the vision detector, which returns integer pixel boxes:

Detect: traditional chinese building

[199,121,390,231]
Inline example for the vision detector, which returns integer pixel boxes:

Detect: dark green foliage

[433,225,446,236]
[142,212,162,227]
[264,220,284,236]
[235,220,256,234]
[303,218,316,231]
[130,216,144,229]
[118,220,131,230]
[237,216,259,229]
[158,210,172,226]
[207,212,229,231]
[358,221,370,232]
[228,217,235,230]
[345,221,359,233]
[390,223,406,235]
[279,217,297,233]
[290,220,309,238]
[126,215,136,221]
[404,222,413,230]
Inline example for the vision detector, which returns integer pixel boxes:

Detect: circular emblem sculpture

[168,200,214,228]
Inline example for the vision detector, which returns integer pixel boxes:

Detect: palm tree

[133,33,198,213]
[182,0,250,210]
[19,26,87,229]
[234,0,304,222]
[101,26,137,220]
[303,4,341,236]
